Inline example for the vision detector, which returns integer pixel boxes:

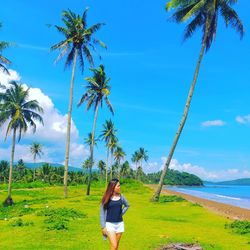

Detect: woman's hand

[102,227,108,236]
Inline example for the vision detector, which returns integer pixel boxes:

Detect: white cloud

[0,69,89,167]
[236,115,250,124]
[143,157,250,181]
[201,120,226,127]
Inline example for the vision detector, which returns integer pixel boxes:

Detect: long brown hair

[101,178,120,207]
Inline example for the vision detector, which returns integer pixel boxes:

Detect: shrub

[159,195,186,203]
[225,220,250,235]
[37,207,87,231]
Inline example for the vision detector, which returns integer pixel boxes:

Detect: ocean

[165,184,250,210]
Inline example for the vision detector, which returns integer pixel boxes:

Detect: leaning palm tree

[51,8,106,198]
[0,81,43,205]
[78,64,114,195]
[30,142,43,181]
[113,146,126,180]
[0,22,11,74]
[152,0,244,201]
[100,119,117,186]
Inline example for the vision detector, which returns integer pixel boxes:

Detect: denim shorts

[106,221,124,233]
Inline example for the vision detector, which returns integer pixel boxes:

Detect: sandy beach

[147,184,250,221]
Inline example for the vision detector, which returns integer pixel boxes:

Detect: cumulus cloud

[201,120,226,127]
[0,69,89,167]
[236,115,250,124]
[143,157,250,181]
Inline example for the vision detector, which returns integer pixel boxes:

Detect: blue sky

[0,0,250,181]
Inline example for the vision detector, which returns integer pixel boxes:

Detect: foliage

[225,220,250,235]
[159,195,186,203]
[146,169,203,186]
[37,207,87,231]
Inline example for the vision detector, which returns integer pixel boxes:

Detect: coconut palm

[113,146,126,180]
[108,136,118,180]
[100,119,117,186]
[97,160,106,178]
[51,8,106,198]
[131,151,140,171]
[0,81,43,205]
[84,132,97,151]
[0,22,11,74]
[0,160,9,183]
[120,161,131,179]
[152,0,244,201]
[78,64,114,195]
[30,142,43,181]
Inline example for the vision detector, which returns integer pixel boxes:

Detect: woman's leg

[116,233,123,249]
[107,231,118,250]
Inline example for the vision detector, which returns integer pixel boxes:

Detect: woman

[100,178,129,250]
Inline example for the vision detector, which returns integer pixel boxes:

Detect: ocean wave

[215,194,242,200]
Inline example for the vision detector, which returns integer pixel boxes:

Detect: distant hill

[203,178,250,186]
[216,178,250,186]
[146,169,203,186]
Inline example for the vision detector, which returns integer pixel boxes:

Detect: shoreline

[146,184,250,221]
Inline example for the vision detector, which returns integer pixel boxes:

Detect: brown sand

[146,184,250,221]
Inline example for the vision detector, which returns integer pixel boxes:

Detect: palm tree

[78,64,114,195]
[108,136,118,180]
[100,119,117,186]
[113,146,126,180]
[0,160,9,183]
[120,161,131,179]
[30,142,43,181]
[132,148,148,180]
[131,151,140,172]
[0,22,11,74]
[84,132,97,151]
[0,81,43,205]
[152,0,244,201]
[97,160,106,178]
[51,8,106,198]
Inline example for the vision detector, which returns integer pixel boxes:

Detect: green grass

[0,180,250,249]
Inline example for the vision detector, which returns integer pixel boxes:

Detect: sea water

[165,184,250,210]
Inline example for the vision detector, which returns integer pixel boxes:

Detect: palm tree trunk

[5,128,16,205]
[64,50,78,198]
[86,102,100,196]
[33,157,36,182]
[151,28,208,202]
[110,154,113,180]
[106,149,109,187]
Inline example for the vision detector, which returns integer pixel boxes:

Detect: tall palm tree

[97,160,106,179]
[78,64,114,195]
[0,22,11,74]
[30,142,43,181]
[0,81,43,205]
[84,132,97,151]
[131,151,140,172]
[137,147,148,169]
[152,0,244,201]
[113,146,126,180]
[108,136,118,180]
[100,119,117,186]
[120,161,131,179]
[51,8,106,198]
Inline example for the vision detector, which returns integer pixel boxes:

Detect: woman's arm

[121,195,130,216]
[100,203,106,228]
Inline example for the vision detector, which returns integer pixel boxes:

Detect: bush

[37,207,87,231]
[159,195,186,203]
[225,220,250,235]
[10,218,34,227]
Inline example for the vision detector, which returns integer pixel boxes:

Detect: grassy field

[0,180,250,250]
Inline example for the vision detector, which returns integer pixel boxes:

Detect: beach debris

[159,243,203,250]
